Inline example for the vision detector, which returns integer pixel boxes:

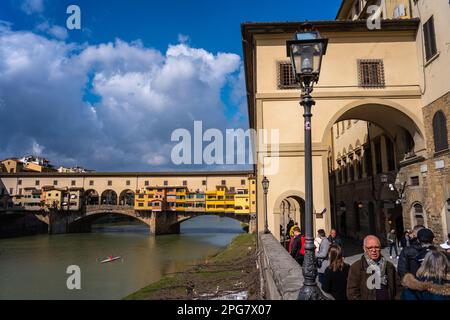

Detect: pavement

[342,238,400,268]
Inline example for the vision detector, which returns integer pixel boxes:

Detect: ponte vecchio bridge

[0,171,256,236]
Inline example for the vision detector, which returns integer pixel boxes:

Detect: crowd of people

[285,220,450,300]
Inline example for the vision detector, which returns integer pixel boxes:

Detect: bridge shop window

[202,180,206,186]
[183,180,187,186]
[241,179,246,185]
[71,180,76,186]
[126,180,131,186]
[277,61,299,89]
[18,179,22,185]
[164,181,168,186]
[89,180,94,186]
[53,180,58,186]
[145,181,149,186]
[108,180,112,186]
[358,59,385,88]
[35,180,40,186]
[221,180,226,186]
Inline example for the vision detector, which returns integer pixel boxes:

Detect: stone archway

[101,190,118,205]
[321,98,426,153]
[326,99,426,241]
[85,189,99,205]
[119,189,134,207]
[273,190,308,237]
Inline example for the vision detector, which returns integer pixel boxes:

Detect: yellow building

[175,187,187,212]
[206,186,228,212]
[185,191,206,212]
[249,176,256,216]
[43,187,63,209]
[134,187,166,211]
[234,189,250,214]
[1,158,24,173]
[225,191,235,213]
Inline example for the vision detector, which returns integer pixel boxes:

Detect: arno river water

[0,216,244,300]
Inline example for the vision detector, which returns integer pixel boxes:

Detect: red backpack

[299,235,305,255]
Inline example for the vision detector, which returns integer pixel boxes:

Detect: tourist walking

[401,248,450,300]
[400,230,412,249]
[322,244,350,300]
[290,227,304,266]
[314,233,323,254]
[316,229,330,285]
[328,229,343,248]
[347,235,401,300]
[398,228,435,279]
[388,229,399,259]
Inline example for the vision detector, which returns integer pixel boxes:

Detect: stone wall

[401,91,450,242]
[258,232,304,300]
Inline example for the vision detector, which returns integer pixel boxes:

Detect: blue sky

[0,0,341,171]
[1,0,341,53]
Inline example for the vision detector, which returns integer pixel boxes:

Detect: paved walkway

[342,238,400,268]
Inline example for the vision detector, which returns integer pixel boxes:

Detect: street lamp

[286,23,328,300]
[262,176,270,234]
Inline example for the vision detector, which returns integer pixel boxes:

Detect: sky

[0,0,341,172]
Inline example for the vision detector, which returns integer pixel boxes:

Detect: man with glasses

[347,235,401,300]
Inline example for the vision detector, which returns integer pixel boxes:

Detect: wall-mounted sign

[435,160,445,170]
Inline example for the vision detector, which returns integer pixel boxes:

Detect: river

[0,215,245,300]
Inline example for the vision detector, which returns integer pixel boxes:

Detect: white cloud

[21,0,45,15]
[0,29,247,171]
[36,21,68,40]
[0,20,13,32]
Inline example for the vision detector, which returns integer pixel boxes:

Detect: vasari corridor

[0,0,449,312]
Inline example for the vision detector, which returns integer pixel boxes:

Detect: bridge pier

[48,209,85,234]
[150,211,180,235]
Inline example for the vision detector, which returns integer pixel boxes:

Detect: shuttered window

[423,16,437,62]
[358,59,385,88]
[433,110,449,153]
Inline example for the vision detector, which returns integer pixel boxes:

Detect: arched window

[433,111,449,153]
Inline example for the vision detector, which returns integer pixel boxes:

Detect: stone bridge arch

[68,207,152,233]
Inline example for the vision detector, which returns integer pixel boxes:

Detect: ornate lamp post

[286,23,328,300]
[262,176,270,234]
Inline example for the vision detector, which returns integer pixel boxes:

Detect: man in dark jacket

[328,229,343,248]
[347,235,401,300]
[290,227,304,266]
[398,228,435,279]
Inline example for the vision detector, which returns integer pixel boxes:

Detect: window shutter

[433,111,449,153]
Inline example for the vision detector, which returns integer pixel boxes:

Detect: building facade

[334,0,450,241]
[242,17,427,241]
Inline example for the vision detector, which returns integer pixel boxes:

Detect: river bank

[124,233,259,300]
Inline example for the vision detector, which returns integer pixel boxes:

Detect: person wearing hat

[398,228,436,279]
